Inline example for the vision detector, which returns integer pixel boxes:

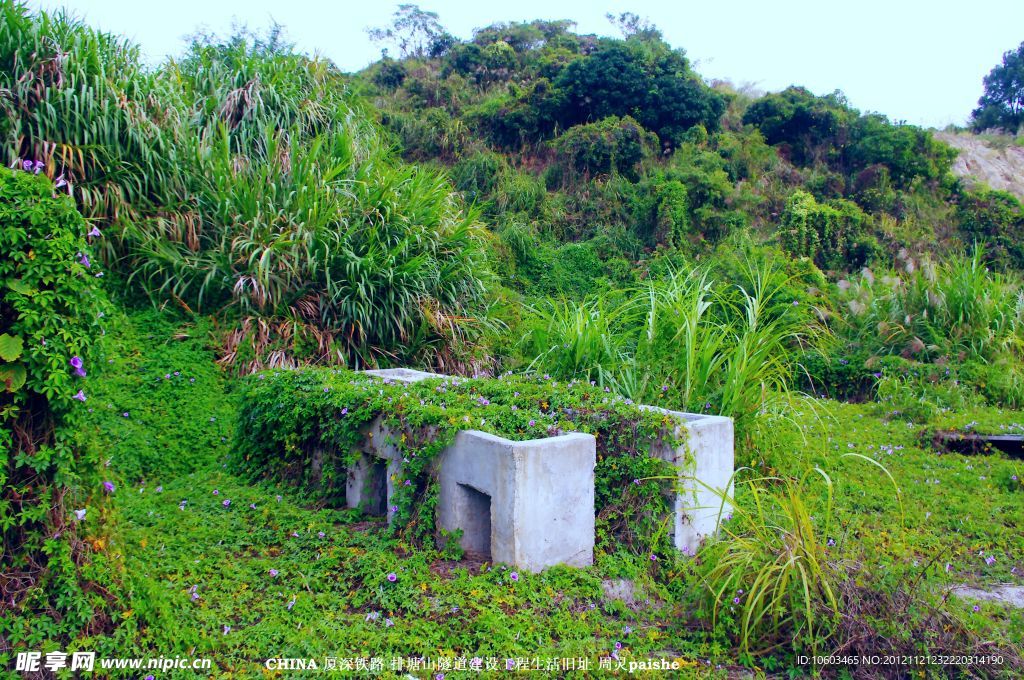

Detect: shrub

[552,116,657,182]
[0,166,111,641]
[778,190,879,270]
[956,188,1024,270]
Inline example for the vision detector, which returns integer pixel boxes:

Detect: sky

[27,0,1024,128]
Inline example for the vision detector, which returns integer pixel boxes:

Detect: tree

[367,4,447,60]
[972,42,1024,133]
[555,39,725,147]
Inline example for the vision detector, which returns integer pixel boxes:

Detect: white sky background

[29,0,1024,128]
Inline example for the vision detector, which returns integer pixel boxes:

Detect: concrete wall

[350,368,734,568]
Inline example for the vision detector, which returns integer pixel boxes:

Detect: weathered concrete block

[352,369,734,566]
[361,368,446,383]
[436,431,596,572]
[643,406,735,554]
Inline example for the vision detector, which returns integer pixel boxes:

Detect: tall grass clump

[0,5,491,371]
[830,249,1024,405]
[523,251,823,435]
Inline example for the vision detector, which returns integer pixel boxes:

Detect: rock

[950,584,1024,609]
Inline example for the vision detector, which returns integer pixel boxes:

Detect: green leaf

[6,279,36,296]
[0,333,24,361]
[0,363,26,392]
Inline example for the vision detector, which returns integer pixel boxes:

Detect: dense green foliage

[0,2,490,371]
[0,166,113,646]
[5,2,1024,674]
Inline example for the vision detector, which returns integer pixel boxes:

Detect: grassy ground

[72,309,1024,677]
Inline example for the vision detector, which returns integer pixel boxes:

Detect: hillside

[937,131,1024,198]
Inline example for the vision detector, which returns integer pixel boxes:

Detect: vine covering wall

[235,369,688,556]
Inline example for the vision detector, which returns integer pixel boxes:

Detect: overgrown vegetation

[4,1,1024,675]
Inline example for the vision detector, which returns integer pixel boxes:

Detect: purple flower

[291,531,299,538]
[73,390,86,402]
[269,569,279,577]
[69,356,86,377]
[122,412,129,418]
[250,503,256,509]
[212,489,219,495]
[973,605,980,612]
[341,407,348,415]
[103,481,115,493]
[1013,475,1019,482]
[155,486,162,492]
[633,478,640,485]
[287,597,296,610]
[318,531,325,538]
[792,300,799,306]
[146,675,155,680]
[661,385,668,392]
[985,556,996,565]
[55,174,68,188]
[222,499,231,507]
[88,226,101,238]
[78,253,90,268]
[827,538,836,547]
[190,592,199,601]
[614,641,622,650]
[436,674,445,680]
[528,419,536,427]
[22,160,32,171]
[733,597,740,604]
[649,554,658,561]
[32,160,43,174]
[387,572,397,582]
[223,625,231,635]
[403,480,411,486]
[510,572,519,582]
[390,505,399,513]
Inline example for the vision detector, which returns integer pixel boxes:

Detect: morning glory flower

[102,481,115,493]
[650,554,658,561]
[21,160,31,171]
[87,226,101,237]
[223,625,231,635]
[74,508,86,521]
[384,617,394,627]
[528,419,536,427]
[222,500,231,507]
[341,407,348,415]
[155,486,162,492]
[250,503,256,509]
[73,390,86,402]
[985,556,996,565]
[318,531,325,538]
[69,356,86,377]
[212,489,219,495]
[387,573,397,582]
[733,597,740,604]
[287,597,296,610]
[269,569,279,577]
[78,253,90,268]
[510,572,519,582]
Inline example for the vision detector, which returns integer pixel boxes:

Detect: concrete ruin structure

[345,368,733,572]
